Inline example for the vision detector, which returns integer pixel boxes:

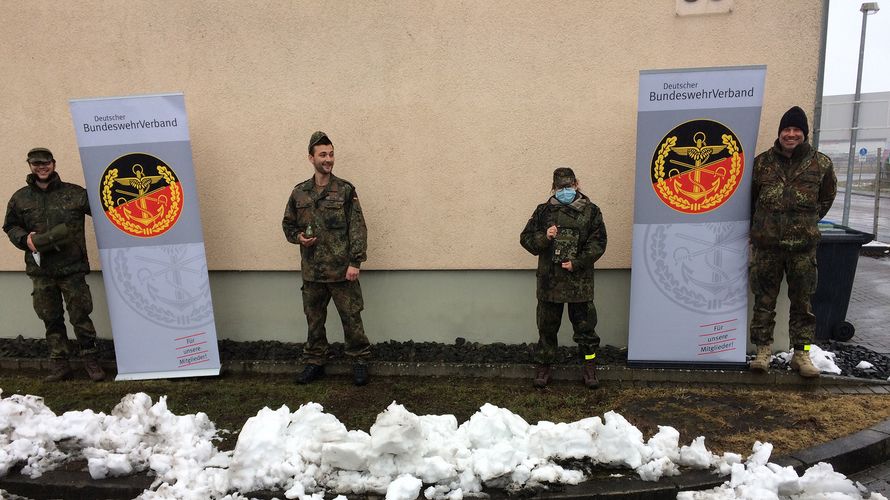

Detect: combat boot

[581,361,599,389]
[533,364,552,388]
[296,364,325,385]
[83,357,106,382]
[749,345,772,373]
[791,349,820,378]
[353,363,369,386]
[44,359,72,382]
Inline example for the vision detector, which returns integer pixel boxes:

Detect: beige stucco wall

[0,270,792,351]
[0,0,824,272]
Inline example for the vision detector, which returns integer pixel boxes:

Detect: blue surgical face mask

[555,187,576,204]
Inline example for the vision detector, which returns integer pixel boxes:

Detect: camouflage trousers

[749,246,817,347]
[31,273,99,359]
[535,299,600,365]
[301,279,370,365]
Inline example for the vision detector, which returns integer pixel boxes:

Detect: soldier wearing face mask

[520,167,607,389]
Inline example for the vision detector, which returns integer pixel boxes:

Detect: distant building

[818,91,890,165]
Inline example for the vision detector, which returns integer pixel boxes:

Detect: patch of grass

[2,370,890,457]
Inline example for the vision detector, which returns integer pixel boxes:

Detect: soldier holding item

[283,131,371,386]
[748,106,837,377]
[3,148,106,382]
[520,167,607,388]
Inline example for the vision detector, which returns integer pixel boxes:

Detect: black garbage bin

[812,223,874,341]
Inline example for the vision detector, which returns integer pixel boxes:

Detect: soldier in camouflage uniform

[749,106,837,378]
[3,148,106,382]
[283,131,371,386]
[520,167,607,389]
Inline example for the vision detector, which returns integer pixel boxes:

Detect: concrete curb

[6,357,887,387]
[220,359,889,387]
[862,243,890,257]
[0,466,152,500]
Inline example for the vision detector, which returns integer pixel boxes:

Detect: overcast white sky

[823,0,890,96]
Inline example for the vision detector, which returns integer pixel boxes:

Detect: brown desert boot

[790,350,820,378]
[749,345,772,373]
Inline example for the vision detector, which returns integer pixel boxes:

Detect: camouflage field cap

[27,147,54,163]
[308,131,331,154]
[552,167,576,188]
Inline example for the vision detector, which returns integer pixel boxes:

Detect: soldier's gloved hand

[546,225,558,240]
[298,232,318,247]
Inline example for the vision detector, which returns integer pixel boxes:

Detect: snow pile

[0,391,226,491]
[679,441,888,500]
[0,390,885,499]
[227,403,657,497]
[0,391,68,477]
[0,392,719,498]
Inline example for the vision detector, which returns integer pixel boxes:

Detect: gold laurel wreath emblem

[653,134,741,212]
[101,166,182,237]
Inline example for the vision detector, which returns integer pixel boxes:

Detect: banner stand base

[626,361,749,371]
[115,368,220,381]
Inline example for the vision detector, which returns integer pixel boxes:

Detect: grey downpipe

[812,0,831,150]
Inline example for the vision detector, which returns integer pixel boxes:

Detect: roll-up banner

[69,93,220,380]
[628,66,766,368]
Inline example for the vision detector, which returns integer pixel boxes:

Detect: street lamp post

[843,2,880,226]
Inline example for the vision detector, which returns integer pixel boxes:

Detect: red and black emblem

[650,120,743,214]
[100,153,183,237]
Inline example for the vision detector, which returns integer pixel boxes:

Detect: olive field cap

[308,131,331,154]
[27,148,54,163]
[553,167,576,188]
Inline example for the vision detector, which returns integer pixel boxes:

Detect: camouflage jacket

[750,141,837,251]
[3,172,92,278]
[282,175,368,282]
[520,193,607,302]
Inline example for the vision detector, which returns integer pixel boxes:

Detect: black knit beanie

[778,106,809,140]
